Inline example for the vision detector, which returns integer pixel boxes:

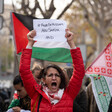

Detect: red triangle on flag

[11,13,29,54]
[86,43,112,77]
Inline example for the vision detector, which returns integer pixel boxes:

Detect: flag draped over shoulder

[85,43,112,112]
[11,12,72,63]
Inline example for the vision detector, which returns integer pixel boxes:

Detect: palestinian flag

[11,12,72,63]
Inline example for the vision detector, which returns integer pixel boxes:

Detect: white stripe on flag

[33,41,70,49]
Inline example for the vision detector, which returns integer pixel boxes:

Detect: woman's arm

[65,29,85,99]
[20,110,31,112]
[19,30,40,98]
[7,108,31,112]
[7,108,13,112]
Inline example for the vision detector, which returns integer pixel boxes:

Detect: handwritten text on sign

[33,19,67,42]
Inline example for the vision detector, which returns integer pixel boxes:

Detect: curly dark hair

[38,64,67,89]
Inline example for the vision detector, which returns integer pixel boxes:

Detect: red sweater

[19,48,85,112]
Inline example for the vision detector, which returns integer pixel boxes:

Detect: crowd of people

[0,88,11,112]
[0,29,111,112]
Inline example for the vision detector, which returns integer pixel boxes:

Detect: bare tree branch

[57,0,75,19]
[12,0,75,19]
[35,0,45,17]
[77,1,102,35]
[88,0,100,19]
[77,0,112,38]
[46,0,56,18]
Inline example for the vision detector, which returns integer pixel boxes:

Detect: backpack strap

[32,95,40,112]
[37,95,42,112]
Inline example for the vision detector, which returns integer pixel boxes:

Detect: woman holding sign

[19,29,85,112]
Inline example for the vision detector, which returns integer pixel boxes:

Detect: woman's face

[14,83,27,98]
[43,67,61,92]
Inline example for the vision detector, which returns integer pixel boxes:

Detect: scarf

[43,86,64,105]
[8,95,31,110]
[20,95,31,110]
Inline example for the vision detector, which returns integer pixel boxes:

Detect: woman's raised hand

[27,30,36,47]
[65,29,76,49]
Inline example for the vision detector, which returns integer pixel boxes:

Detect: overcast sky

[4,0,12,4]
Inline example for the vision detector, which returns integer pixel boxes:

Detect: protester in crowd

[84,75,91,87]
[31,62,42,84]
[63,67,73,82]
[0,95,3,111]
[0,88,10,111]
[73,86,88,112]
[7,75,31,112]
[87,83,99,112]
[64,67,88,112]
[19,29,85,112]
